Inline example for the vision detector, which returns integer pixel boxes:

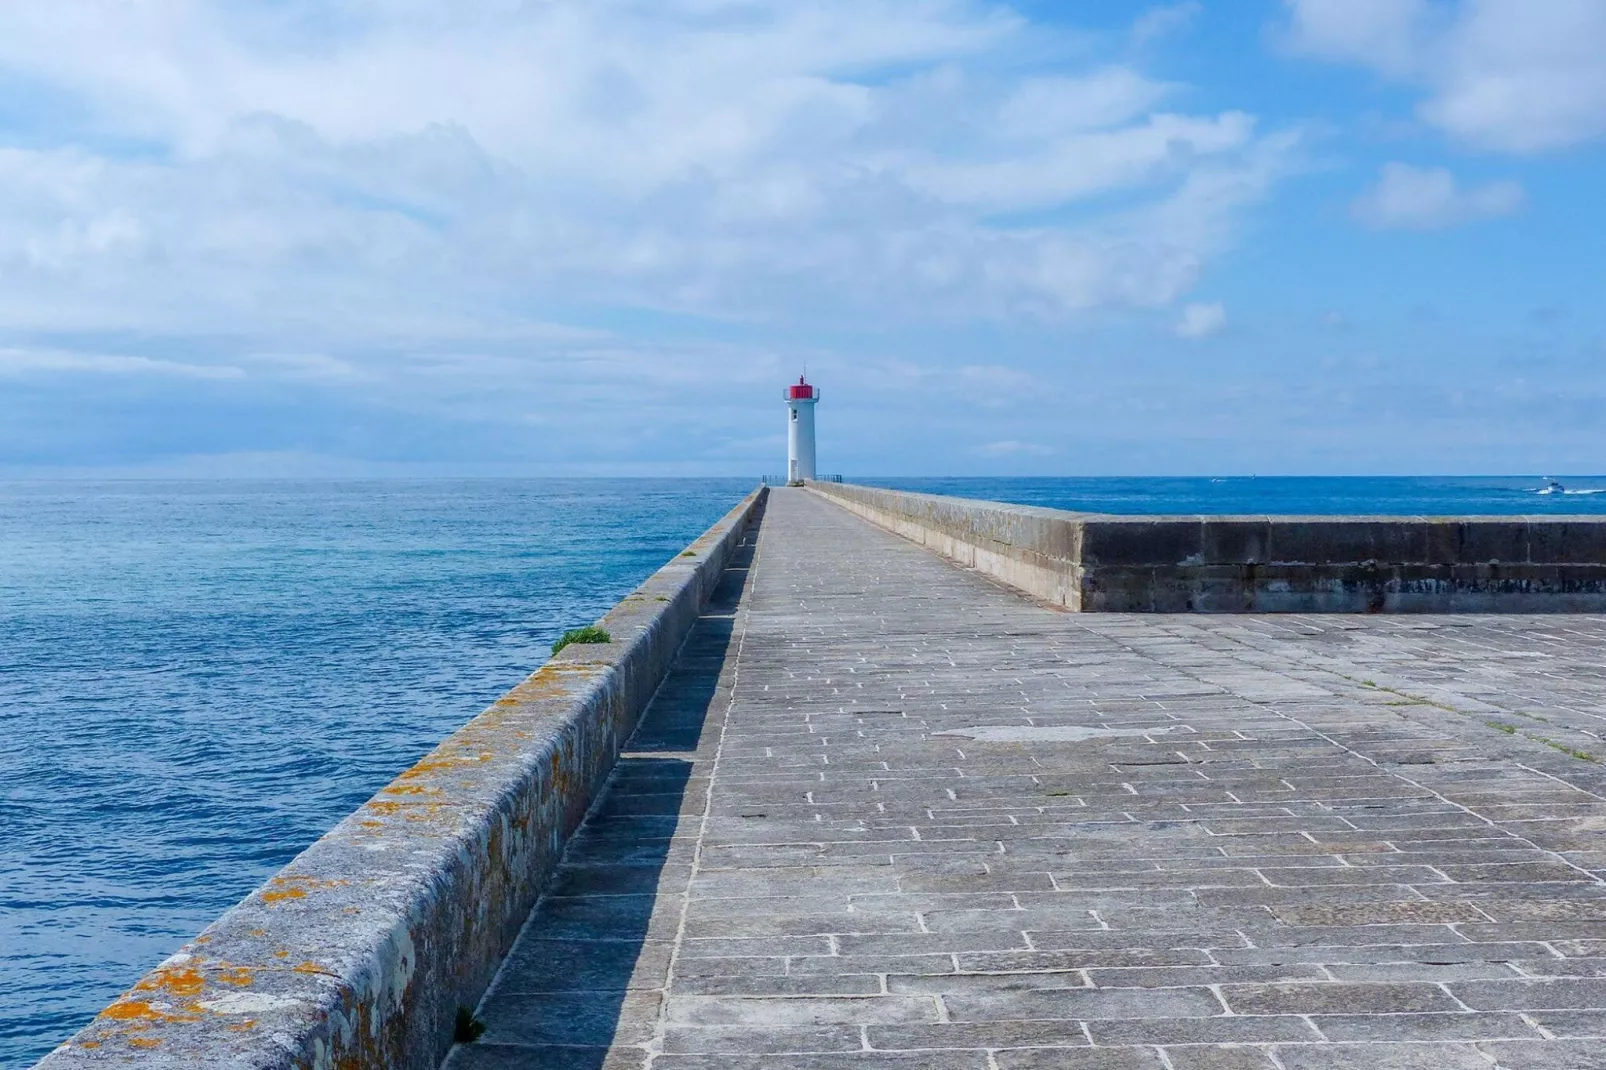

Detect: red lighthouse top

[786,375,816,400]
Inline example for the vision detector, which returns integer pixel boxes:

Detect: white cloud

[905,111,1256,212]
[1351,163,1524,229]
[1174,302,1227,339]
[996,68,1174,138]
[1278,0,1435,77]
[0,0,1296,342]
[1281,0,1606,153]
[957,364,1035,393]
[977,439,1054,456]
[242,353,370,382]
[0,346,244,379]
[1133,3,1204,45]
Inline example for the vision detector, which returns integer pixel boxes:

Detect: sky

[1,0,1604,478]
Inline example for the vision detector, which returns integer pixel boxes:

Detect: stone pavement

[446,488,1606,1070]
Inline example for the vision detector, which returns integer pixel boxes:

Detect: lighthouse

[784,375,819,485]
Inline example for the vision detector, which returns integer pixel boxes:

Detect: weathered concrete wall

[805,481,1086,608]
[808,481,1606,612]
[35,487,767,1070]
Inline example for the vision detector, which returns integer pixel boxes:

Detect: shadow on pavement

[443,499,764,1070]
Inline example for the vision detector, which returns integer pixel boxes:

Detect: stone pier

[449,487,1606,1070]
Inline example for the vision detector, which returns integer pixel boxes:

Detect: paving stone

[1476,1040,1606,1069]
[1084,965,1326,988]
[1268,901,1492,925]
[991,1049,1168,1070]
[491,938,672,993]
[1159,1047,1281,1070]
[1310,1011,1544,1041]
[1520,1010,1606,1037]
[1086,1016,1320,1045]
[672,973,885,996]
[659,1026,863,1053]
[665,994,941,1026]
[945,987,1223,1021]
[473,991,663,1048]
[789,953,958,977]
[654,1056,990,1070]
[457,490,1606,1070]
[887,972,1091,995]
[1450,978,1606,1010]
[1220,981,1461,1016]
[1214,941,1549,966]
[680,911,923,939]
[1323,961,1525,983]
[867,1022,1091,1050]
[445,1042,649,1070]
[1273,1042,1493,1069]
[521,894,683,942]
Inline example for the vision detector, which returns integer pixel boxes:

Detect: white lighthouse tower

[784,375,819,485]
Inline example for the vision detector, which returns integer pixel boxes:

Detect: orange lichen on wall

[100,1000,196,1025]
[262,875,347,904]
[399,749,490,774]
[379,784,439,797]
[132,966,205,999]
[216,966,254,988]
[360,799,450,823]
[94,958,259,1043]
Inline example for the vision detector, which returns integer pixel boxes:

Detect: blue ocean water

[855,475,1606,516]
[0,479,750,1068]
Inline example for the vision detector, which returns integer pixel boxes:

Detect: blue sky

[1,0,1603,477]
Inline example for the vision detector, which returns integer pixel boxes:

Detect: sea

[3,474,1604,1066]
[855,475,1606,515]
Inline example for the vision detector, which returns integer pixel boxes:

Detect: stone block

[1080,520,1203,567]
[1220,982,1459,1015]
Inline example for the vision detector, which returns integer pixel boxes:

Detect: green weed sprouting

[454,1007,486,1043]
[552,626,612,655]
[1539,738,1601,762]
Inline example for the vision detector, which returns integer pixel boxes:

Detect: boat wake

[1535,479,1606,496]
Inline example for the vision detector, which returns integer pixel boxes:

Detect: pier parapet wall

[808,481,1606,612]
[36,487,767,1070]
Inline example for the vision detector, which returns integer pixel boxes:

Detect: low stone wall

[805,482,1085,607]
[808,481,1606,612]
[36,487,767,1070]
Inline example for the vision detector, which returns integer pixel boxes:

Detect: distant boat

[1535,479,1606,496]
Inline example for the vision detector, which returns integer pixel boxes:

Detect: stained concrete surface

[447,488,1606,1070]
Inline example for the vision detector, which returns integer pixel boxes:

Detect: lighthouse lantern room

[784,375,819,485]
